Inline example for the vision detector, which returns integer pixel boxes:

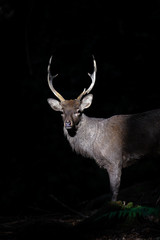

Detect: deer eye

[74,112,80,117]
[74,109,81,117]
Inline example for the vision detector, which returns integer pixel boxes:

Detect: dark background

[1,0,160,215]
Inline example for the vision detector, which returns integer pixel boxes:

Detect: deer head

[47,56,97,131]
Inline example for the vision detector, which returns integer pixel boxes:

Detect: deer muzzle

[64,120,72,129]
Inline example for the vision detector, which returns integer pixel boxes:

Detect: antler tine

[77,56,97,100]
[47,56,65,102]
[86,56,97,94]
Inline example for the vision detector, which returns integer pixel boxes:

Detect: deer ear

[80,94,93,111]
[47,98,63,112]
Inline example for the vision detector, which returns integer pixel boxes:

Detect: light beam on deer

[47,56,160,201]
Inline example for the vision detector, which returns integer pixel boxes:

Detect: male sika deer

[47,56,160,201]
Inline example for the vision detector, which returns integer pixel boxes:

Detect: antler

[77,56,97,100]
[47,55,96,101]
[47,56,65,102]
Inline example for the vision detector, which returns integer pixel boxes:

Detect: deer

[47,56,160,201]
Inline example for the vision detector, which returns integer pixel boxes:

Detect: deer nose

[65,120,72,128]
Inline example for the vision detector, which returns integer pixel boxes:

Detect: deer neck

[63,114,98,157]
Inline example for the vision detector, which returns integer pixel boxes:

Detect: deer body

[47,56,160,201]
[63,111,160,200]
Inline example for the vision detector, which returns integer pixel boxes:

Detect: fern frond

[95,202,160,222]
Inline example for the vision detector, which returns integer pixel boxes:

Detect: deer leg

[107,165,122,201]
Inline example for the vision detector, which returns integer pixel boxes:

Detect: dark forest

[1,0,160,239]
